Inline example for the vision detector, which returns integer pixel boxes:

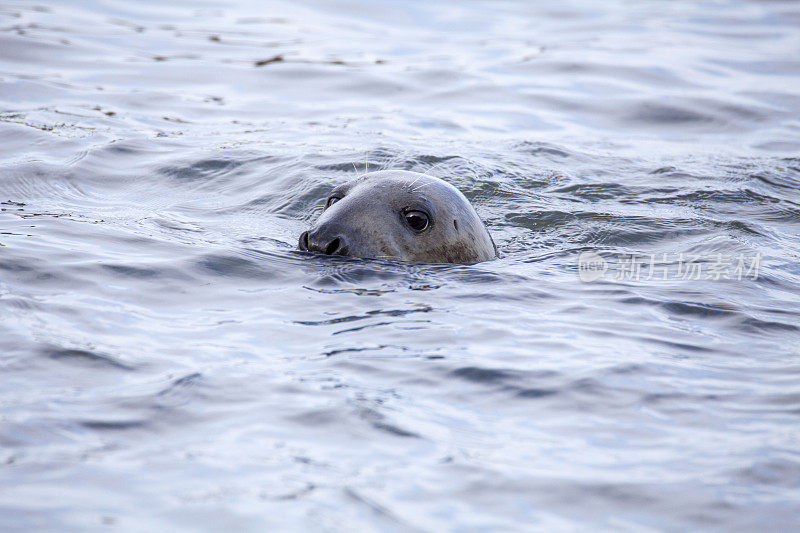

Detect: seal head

[298,170,496,264]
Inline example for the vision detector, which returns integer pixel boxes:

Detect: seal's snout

[299,226,350,256]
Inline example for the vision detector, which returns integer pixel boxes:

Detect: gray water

[1,0,800,531]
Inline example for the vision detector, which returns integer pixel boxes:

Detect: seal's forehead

[352,172,450,194]
[330,172,463,215]
[354,174,446,205]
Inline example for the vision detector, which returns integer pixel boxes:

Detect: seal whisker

[423,160,447,177]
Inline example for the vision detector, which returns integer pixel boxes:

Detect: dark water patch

[0,419,81,449]
[303,286,396,296]
[750,171,800,191]
[157,372,203,396]
[295,305,432,326]
[627,102,716,126]
[343,487,411,529]
[289,408,340,427]
[0,296,44,312]
[100,264,160,279]
[356,406,421,439]
[733,459,800,488]
[0,257,37,274]
[647,166,704,181]
[370,421,420,438]
[155,372,205,408]
[738,317,799,334]
[79,419,147,431]
[648,338,714,354]
[160,157,252,183]
[712,58,800,76]
[195,252,287,281]
[43,347,134,371]
[566,377,606,396]
[152,218,204,234]
[333,320,426,336]
[516,388,558,399]
[570,214,711,248]
[716,219,765,237]
[505,210,575,230]
[98,261,198,285]
[322,345,400,357]
[625,98,775,131]
[552,182,683,202]
[660,301,739,319]
[642,392,702,406]
[514,141,572,159]
[451,366,513,384]
[0,164,89,202]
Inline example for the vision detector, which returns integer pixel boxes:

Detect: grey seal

[298,170,496,264]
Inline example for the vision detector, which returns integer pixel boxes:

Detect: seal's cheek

[357,228,404,260]
[388,229,436,262]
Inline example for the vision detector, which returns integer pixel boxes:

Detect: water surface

[1,0,800,531]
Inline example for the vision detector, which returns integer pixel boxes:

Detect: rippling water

[2,0,800,530]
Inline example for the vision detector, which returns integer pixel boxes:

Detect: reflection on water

[1,0,800,531]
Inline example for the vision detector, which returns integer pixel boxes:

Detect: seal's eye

[326,196,341,208]
[404,210,429,232]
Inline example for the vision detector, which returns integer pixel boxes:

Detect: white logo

[578,251,608,282]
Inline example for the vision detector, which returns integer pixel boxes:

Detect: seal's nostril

[324,237,341,255]
[300,226,348,256]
